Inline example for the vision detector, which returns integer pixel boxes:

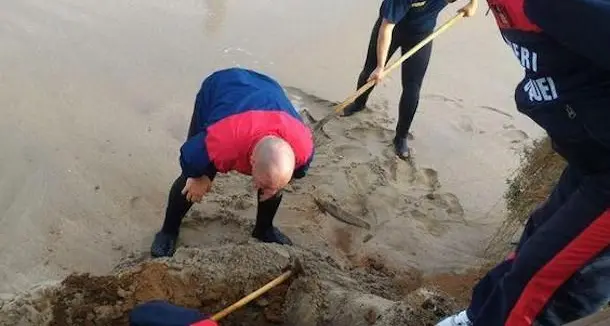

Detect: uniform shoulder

[380,0,413,24]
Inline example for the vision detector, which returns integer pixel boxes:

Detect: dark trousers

[353,15,433,139]
[160,107,283,237]
[468,99,610,325]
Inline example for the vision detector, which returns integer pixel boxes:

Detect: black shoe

[393,136,410,159]
[151,231,178,257]
[340,103,366,117]
[252,227,293,245]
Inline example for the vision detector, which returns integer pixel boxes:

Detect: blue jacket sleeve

[525,0,610,71]
[179,132,217,180]
[292,149,314,180]
[380,0,412,24]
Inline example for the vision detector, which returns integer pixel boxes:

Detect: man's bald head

[251,136,295,201]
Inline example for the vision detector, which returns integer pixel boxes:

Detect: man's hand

[368,66,388,84]
[181,176,212,203]
[458,0,478,17]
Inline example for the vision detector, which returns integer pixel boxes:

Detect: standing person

[150,68,314,258]
[437,1,610,326]
[341,0,477,159]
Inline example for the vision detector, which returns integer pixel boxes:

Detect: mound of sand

[1,243,457,326]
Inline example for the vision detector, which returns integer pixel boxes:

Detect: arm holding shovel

[370,0,478,84]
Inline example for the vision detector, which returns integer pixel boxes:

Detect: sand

[1,243,460,326]
[0,0,547,322]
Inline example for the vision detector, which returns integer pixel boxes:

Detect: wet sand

[0,0,541,294]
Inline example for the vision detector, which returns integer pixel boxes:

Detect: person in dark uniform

[437,1,610,325]
[341,0,477,159]
[150,68,314,258]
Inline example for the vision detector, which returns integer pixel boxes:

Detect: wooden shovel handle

[332,12,466,116]
[210,269,295,321]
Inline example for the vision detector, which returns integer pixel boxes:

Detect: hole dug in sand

[49,263,289,326]
[1,244,459,326]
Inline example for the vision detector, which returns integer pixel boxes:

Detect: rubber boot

[151,231,178,258]
[341,102,366,117]
[393,135,410,159]
[252,191,293,245]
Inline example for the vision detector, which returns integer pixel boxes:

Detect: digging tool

[190,256,303,326]
[312,12,466,135]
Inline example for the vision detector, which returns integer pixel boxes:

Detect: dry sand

[0,0,544,317]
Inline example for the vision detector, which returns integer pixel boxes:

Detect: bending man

[151,68,314,257]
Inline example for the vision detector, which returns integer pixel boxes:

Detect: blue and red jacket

[179,68,314,181]
[487,0,610,111]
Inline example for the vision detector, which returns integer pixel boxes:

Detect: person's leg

[468,171,610,326]
[160,175,193,236]
[151,176,194,258]
[440,81,610,326]
[392,29,433,158]
[151,84,204,258]
[447,165,581,324]
[536,246,610,325]
[342,15,400,117]
[251,190,292,245]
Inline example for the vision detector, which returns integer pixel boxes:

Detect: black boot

[393,136,410,159]
[252,227,293,245]
[151,231,178,257]
[341,103,366,117]
[252,191,293,245]
[151,175,192,258]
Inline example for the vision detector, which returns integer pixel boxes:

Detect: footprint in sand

[385,156,440,191]
[345,159,391,195]
[344,121,394,142]
[501,123,529,146]
[387,155,418,184]
[420,168,441,191]
[453,115,477,133]
[369,99,391,113]
[334,144,373,164]
[405,192,466,236]
[503,129,529,143]
[422,94,464,109]
[424,192,465,219]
